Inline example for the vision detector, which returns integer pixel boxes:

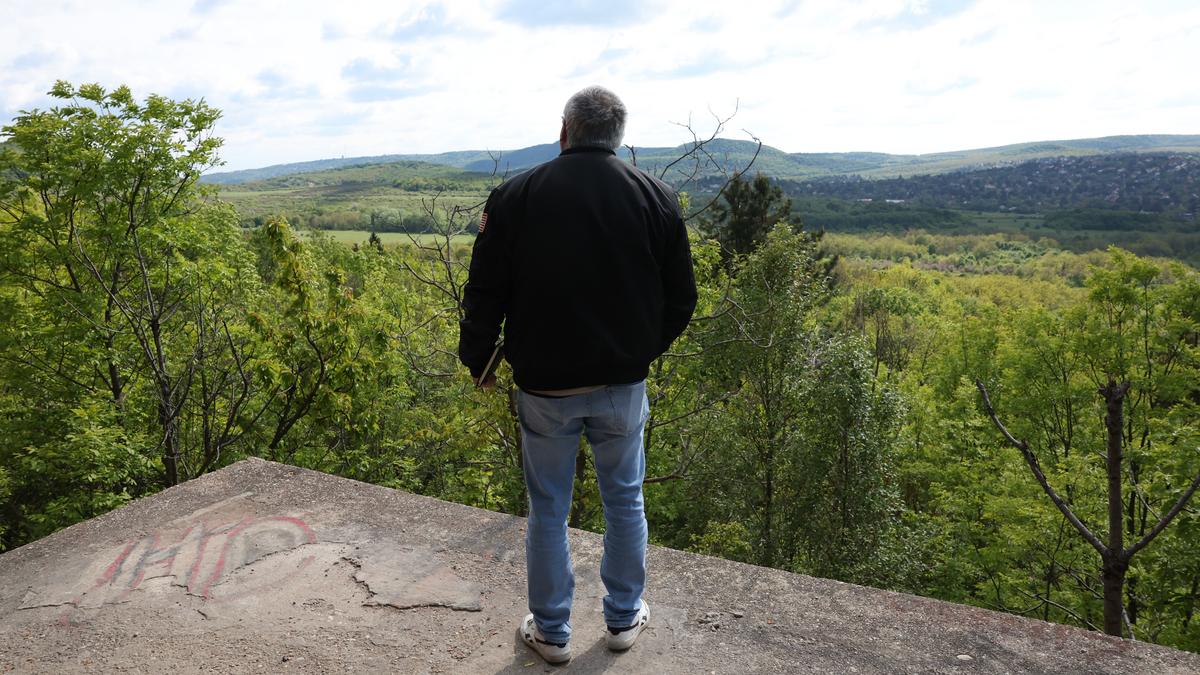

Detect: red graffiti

[59,515,317,625]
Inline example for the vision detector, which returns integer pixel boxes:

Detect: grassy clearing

[304,230,477,247]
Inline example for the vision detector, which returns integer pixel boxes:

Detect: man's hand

[475,373,497,390]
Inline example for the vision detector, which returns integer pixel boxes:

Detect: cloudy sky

[2,0,1197,171]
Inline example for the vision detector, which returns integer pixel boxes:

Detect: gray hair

[562,86,626,151]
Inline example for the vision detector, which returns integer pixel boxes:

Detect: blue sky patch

[390,4,452,41]
[496,0,655,27]
[860,0,977,31]
[10,50,53,71]
[347,83,434,103]
[341,57,413,83]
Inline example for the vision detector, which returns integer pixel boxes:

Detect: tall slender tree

[978,249,1200,638]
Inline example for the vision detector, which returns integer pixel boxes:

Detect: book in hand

[476,338,504,388]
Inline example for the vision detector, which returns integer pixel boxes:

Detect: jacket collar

[560,146,616,157]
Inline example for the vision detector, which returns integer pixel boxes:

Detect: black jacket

[458,146,698,390]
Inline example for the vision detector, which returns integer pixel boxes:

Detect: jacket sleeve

[658,205,698,355]
[458,189,510,378]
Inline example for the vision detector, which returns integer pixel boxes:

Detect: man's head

[560,86,626,152]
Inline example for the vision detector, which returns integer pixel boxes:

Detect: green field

[303,230,477,247]
[216,160,493,232]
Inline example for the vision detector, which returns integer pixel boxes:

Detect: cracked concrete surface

[1,458,1198,673]
[347,542,483,612]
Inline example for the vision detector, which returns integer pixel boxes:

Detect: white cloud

[1,0,1196,170]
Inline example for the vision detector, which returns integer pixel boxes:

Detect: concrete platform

[1,458,1197,674]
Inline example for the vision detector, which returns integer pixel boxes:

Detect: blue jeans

[517,381,649,644]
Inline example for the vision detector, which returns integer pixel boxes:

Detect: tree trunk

[1100,379,1131,637]
[1102,552,1129,637]
[1184,576,1198,631]
[159,396,180,486]
[106,264,126,406]
[762,447,775,568]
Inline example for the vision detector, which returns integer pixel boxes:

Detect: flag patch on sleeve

[479,211,489,234]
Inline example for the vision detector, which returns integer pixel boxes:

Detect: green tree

[707,172,797,260]
[679,226,902,575]
[978,249,1200,639]
[0,82,260,546]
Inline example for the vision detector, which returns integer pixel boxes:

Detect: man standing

[458,86,697,664]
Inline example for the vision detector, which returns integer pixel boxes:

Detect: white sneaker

[606,600,650,651]
[519,614,571,664]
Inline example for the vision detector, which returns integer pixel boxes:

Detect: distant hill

[462,144,560,174]
[235,160,493,192]
[825,135,1200,178]
[210,140,1200,265]
[201,140,767,185]
[784,152,1200,216]
[202,151,505,185]
[203,134,1200,185]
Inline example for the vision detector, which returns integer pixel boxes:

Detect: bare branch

[976,379,1108,555]
[1013,586,1103,632]
[686,132,762,224]
[1125,457,1200,558]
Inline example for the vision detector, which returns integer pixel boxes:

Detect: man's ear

[559,120,568,151]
